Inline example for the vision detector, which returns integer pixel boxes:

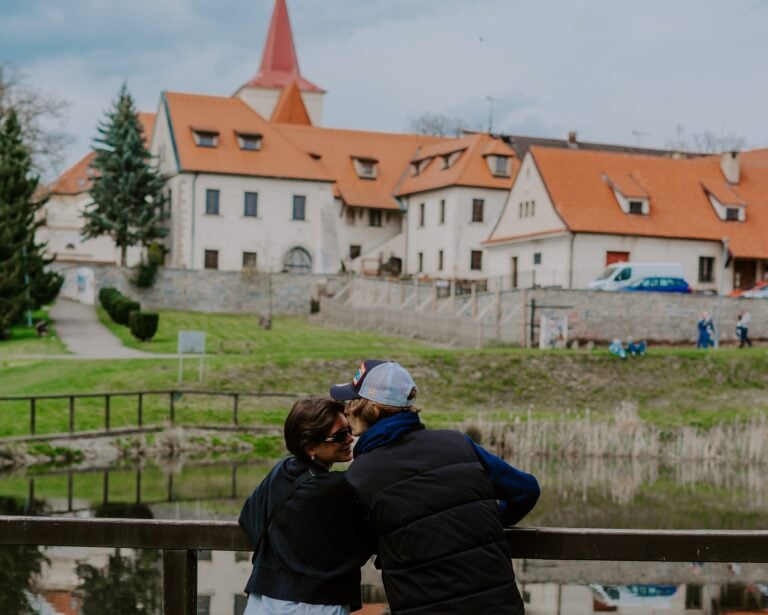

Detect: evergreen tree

[83,83,167,266]
[0,110,62,339]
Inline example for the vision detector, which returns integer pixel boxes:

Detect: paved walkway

[9,299,179,360]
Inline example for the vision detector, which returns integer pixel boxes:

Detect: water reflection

[1,456,767,613]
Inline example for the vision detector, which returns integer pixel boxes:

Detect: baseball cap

[330,360,417,407]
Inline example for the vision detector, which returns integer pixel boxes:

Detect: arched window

[283,247,312,274]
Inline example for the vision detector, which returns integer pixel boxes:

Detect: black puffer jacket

[345,428,525,615]
[239,457,374,611]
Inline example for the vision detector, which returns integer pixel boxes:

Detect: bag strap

[253,461,315,553]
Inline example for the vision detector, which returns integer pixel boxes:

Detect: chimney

[721,151,740,184]
[567,131,578,148]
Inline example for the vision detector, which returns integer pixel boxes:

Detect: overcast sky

[2,0,767,178]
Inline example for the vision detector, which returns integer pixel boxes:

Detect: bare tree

[0,64,73,176]
[409,112,465,137]
[665,124,748,154]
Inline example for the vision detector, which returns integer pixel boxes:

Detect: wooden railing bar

[1,517,767,563]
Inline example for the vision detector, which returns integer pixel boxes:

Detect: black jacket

[345,428,526,615]
[239,457,374,611]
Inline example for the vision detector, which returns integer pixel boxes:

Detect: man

[330,359,540,615]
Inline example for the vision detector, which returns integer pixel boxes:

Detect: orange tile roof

[603,171,649,198]
[270,80,312,125]
[519,146,768,258]
[49,113,156,195]
[276,124,444,209]
[396,133,519,196]
[164,91,330,182]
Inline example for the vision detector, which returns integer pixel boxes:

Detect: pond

[1,454,766,614]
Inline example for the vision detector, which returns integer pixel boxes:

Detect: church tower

[234,0,325,124]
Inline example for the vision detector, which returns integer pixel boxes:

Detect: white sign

[177,330,205,354]
[539,315,568,349]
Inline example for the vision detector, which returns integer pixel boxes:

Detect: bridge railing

[1,516,766,615]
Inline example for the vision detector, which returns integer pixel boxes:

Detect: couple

[239,360,540,615]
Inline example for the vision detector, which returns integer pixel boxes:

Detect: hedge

[128,311,159,341]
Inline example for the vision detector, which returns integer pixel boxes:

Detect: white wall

[235,86,324,125]
[169,172,338,273]
[40,192,141,266]
[403,186,508,280]
[336,203,403,267]
[486,232,572,289]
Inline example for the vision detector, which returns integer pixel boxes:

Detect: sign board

[539,315,568,349]
[177,330,206,382]
[177,330,205,354]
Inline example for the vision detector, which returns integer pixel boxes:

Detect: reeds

[460,402,768,465]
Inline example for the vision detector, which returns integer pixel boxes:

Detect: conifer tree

[0,110,62,339]
[83,83,167,266]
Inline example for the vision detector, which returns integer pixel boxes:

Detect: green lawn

[1,309,767,437]
[0,310,68,356]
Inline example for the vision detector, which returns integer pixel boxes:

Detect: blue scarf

[353,411,424,458]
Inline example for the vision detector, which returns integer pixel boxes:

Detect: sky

[2,0,767,179]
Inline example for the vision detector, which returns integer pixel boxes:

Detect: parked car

[730,281,768,297]
[742,286,768,299]
[588,262,685,291]
[618,277,691,293]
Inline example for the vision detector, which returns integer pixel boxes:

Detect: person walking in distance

[736,310,753,348]
[331,360,540,615]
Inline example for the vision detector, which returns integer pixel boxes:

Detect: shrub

[99,287,119,312]
[129,311,159,341]
[113,299,141,325]
[132,242,164,289]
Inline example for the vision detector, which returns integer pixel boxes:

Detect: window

[519,201,535,218]
[292,195,306,220]
[533,252,542,265]
[360,161,375,176]
[725,207,740,221]
[438,249,444,271]
[472,199,484,222]
[494,155,510,176]
[699,256,714,283]
[369,210,382,227]
[349,245,361,259]
[345,208,356,225]
[439,199,445,224]
[628,200,644,214]
[234,593,248,615]
[204,250,219,270]
[531,200,535,216]
[243,192,258,217]
[193,131,218,148]
[235,551,250,562]
[205,189,220,215]
[470,250,483,271]
[518,202,523,218]
[197,594,211,615]
[284,247,312,274]
[419,203,425,227]
[242,252,257,269]
[236,133,262,151]
[198,549,212,561]
[417,252,423,272]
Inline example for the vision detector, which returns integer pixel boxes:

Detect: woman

[239,397,374,614]
[332,359,539,615]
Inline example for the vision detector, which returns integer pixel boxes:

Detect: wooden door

[606,251,630,266]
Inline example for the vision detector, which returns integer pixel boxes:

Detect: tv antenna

[631,129,650,146]
[486,95,499,133]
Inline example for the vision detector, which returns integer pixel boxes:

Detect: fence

[0,390,296,439]
[0,516,766,615]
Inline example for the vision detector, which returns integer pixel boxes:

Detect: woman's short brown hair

[284,397,345,463]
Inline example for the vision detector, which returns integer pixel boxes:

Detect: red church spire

[243,0,323,92]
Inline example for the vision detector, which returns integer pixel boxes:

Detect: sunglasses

[320,427,353,444]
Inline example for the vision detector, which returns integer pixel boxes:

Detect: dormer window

[701,181,746,222]
[602,173,650,216]
[352,157,378,180]
[488,155,510,177]
[411,158,432,176]
[193,129,219,148]
[441,150,464,170]
[236,132,262,151]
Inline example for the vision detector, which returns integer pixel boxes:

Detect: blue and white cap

[330,360,417,407]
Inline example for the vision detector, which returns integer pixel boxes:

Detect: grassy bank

[1,312,767,435]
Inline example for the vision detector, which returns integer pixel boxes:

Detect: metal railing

[0,390,296,438]
[0,516,766,615]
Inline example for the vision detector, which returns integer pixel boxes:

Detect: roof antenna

[631,129,650,146]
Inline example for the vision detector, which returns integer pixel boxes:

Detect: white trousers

[244,594,350,615]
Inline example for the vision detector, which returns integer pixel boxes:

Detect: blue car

[620,277,691,293]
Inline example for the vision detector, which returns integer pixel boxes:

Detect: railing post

[138,392,143,428]
[163,549,198,615]
[232,394,239,427]
[103,470,109,506]
[67,471,73,512]
[69,396,75,434]
[30,398,36,436]
[170,392,176,424]
[105,395,110,432]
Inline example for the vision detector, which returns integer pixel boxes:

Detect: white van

[587,262,685,291]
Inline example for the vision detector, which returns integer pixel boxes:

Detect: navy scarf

[353,411,424,458]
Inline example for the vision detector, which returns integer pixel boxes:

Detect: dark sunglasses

[320,427,353,444]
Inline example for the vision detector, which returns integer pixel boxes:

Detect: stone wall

[54,263,344,315]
